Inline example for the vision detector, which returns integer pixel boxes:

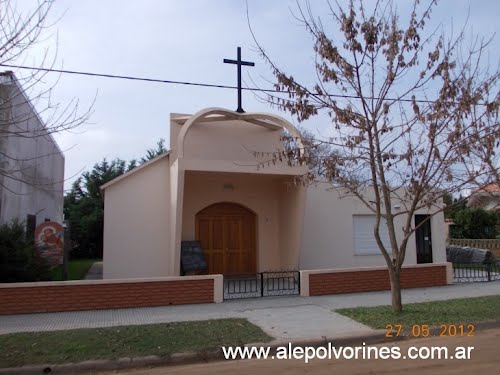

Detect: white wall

[300,183,446,269]
[103,156,171,279]
[0,74,64,226]
[431,210,446,263]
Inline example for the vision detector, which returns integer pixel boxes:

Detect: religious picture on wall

[35,222,64,266]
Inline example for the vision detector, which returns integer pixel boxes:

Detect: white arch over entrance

[176,107,304,159]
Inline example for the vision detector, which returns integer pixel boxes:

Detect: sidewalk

[1,281,499,340]
[84,261,103,280]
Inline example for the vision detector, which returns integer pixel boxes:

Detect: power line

[0,63,244,90]
[0,63,475,105]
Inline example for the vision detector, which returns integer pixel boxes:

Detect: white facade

[0,72,64,227]
[102,155,171,279]
[300,183,446,270]
[102,108,446,279]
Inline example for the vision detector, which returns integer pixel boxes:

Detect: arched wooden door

[195,202,256,275]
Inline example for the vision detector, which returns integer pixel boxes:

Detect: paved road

[94,328,500,375]
[1,281,499,340]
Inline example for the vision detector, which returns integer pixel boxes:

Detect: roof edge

[100,151,170,191]
[1,71,65,158]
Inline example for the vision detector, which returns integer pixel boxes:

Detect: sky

[7,0,500,190]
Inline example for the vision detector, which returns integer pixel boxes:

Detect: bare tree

[252,0,499,311]
[0,0,92,194]
[282,127,338,177]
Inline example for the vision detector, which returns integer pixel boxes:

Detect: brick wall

[0,277,217,315]
[307,264,449,296]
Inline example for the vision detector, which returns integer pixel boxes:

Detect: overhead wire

[0,63,455,105]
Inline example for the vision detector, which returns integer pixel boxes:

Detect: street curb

[2,319,499,374]
[0,352,222,375]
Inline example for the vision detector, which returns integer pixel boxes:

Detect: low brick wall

[302,263,451,297]
[0,275,222,315]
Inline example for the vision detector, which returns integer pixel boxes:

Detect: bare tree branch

[249,0,499,312]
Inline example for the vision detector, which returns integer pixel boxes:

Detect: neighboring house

[101,107,446,279]
[467,183,500,212]
[0,71,64,231]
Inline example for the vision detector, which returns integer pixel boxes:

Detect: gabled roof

[100,151,170,191]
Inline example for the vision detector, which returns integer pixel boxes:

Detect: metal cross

[223,47,255,113]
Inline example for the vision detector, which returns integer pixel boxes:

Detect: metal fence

[452,262,500,283]
[448,238,500,250]
[223,271,300,300]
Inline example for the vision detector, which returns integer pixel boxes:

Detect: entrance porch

[180,171,306,275]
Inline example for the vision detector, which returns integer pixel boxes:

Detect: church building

[101,48,445,280]
[101,107,446,279]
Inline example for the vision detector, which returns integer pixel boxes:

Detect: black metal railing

[224,274,261,299]
[262,271,300,297]
[452,262,500,283]
[223,270,300,300]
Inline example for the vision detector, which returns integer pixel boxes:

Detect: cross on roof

[223,47,255,113]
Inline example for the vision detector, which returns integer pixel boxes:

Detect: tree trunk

[389,267,403,312]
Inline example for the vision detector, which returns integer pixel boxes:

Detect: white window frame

[353,215,391,256]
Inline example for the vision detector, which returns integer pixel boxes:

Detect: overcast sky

[10,0,499,190]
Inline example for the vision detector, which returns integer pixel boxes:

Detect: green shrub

[0,220,52,282]
[452,208,499,239]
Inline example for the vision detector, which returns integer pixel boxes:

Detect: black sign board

[181,241,208,274]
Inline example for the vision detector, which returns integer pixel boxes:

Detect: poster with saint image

[35,222,64,266]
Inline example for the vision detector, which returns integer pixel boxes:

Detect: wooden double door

[196,202,256,275]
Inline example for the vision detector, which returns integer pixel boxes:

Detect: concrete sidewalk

[1,281,499,340]
[84,261,103,280]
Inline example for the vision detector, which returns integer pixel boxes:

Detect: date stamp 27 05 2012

[385,324,475,338]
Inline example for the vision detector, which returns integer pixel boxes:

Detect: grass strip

[0,318,272,368]
[50,259,97,281]
[336,295,500,329]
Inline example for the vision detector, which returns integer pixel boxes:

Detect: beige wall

[300,183,447,269]
[279,181,307,269]
[102,110,446,279]
[169,113,309,274]
[182,171,304,272]
[171,114,282,161]
[168,158,184,276]
[183,119,282,162]
[171,115,306,176]
[430,210,447,263]
[103,156,171,279]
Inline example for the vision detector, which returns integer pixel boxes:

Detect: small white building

[102,108,446,279]
[0,72,64,229]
